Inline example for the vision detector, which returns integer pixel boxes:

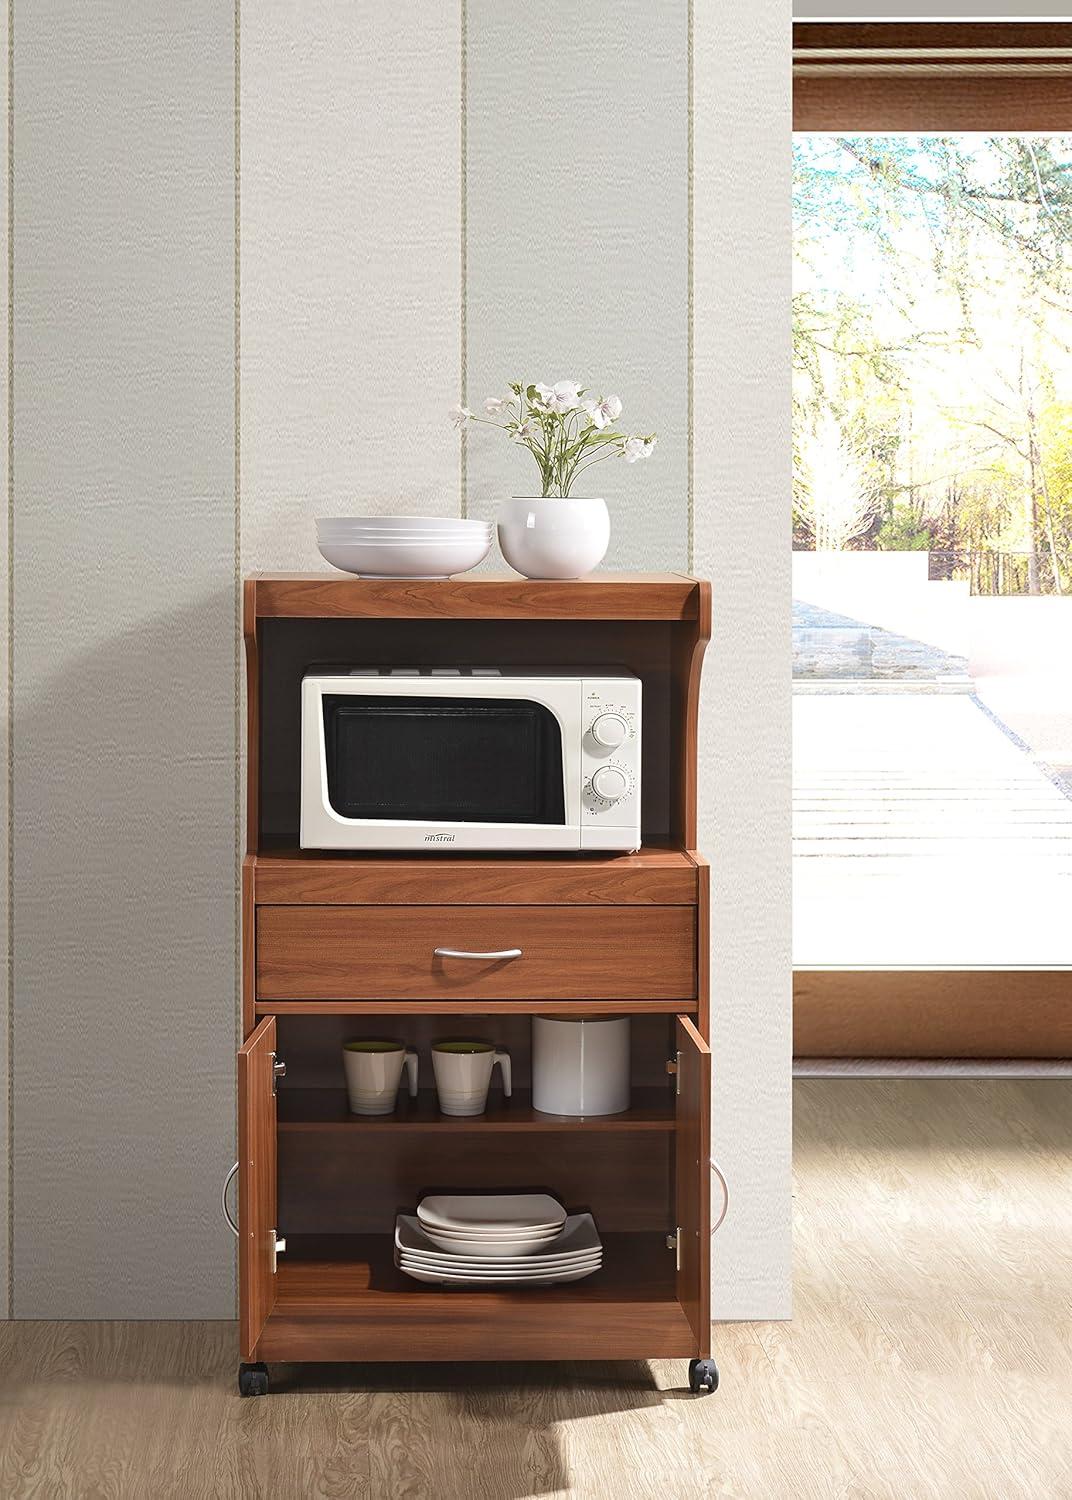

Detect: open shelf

[257,1231,695,1361]
[277,1087,675,1133]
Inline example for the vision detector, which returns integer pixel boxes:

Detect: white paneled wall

[240,2,462,571]
[465,3,689,568]
[1,0,790,1319]
[695,1,793,1319]
[12,0,235,1316]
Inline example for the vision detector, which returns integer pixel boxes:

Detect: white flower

[642,437,657,458]
[535,380,582,414]
[582,394,622,430]
[623,436,646,463]
[512,418,538,444]
[448,404,473,429]
[484,394,518,416]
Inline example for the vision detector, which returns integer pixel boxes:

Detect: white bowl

[317,536,492,579]
[317,530,491,543]
[317,515,490,532]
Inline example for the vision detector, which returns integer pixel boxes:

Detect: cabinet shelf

[276,1087,675,1133]
[257,1231,695,1362]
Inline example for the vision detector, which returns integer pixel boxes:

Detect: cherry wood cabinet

[235,573,715,1395]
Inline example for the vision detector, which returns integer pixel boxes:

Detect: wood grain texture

[238,1017,277,1359]
[277,1087,675,1133]
[255,1233,692,1363]
[243,580,260,854]
[794,22,1072,130]
[277,1130,672,1236]
[795,76,1072,131]
[675,1016,711,1357]
[248,574,703,621]
[2,1082,1070,1497]
[259,998,696,1019]
[253,847,699,906]
[241,857,256,1039]
[794,970,1072,1059]
[257,905,696,1001]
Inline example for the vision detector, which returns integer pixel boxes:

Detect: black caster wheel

[238,1361,269,1397]
[688,1358,719,1394]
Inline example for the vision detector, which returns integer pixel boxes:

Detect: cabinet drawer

[256,905,696,1001]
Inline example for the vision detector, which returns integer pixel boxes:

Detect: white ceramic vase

[497,496,610,580]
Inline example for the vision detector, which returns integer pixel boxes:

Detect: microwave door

[322,694,568,830]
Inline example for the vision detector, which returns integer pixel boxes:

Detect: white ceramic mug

[431,1041,512,1117]
[342,1039,419,1116]
[532,1015,630,1116]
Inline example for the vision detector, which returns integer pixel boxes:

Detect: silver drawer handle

[434,946,523,961]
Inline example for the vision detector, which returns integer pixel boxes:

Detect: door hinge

[666,1054,681,1095]
[270,1229,287,1273]
[665,1228,682,1271]
[271,1054,286,1095]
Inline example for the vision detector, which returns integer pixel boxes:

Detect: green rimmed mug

[431,1039,512,1117]
[342,1039,418,1116]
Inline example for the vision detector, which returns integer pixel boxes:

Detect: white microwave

[300,669,641,852]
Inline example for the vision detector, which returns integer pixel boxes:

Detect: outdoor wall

[794,551,970,659]
[1,1,791,1320]
[969,597,1072,686]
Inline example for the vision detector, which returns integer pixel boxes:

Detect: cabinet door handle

[434,946,523,961]
[710,1158,729,1235]
[222,1160,240,1239]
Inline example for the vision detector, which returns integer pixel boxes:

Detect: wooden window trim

[794,22,1072,132]
[792,22,1072,1059]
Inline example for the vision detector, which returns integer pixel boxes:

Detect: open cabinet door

[675,1014,711,1355]
[238,1016,278,1358]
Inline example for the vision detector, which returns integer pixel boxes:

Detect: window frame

[792,21,1072,1061]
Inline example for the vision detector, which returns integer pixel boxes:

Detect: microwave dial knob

[591,713,628,748]
[591,765,630,802]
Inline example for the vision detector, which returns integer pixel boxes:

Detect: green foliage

[876,504,931,551]
[794,134,1072,585]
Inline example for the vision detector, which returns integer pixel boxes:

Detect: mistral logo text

[425,832,456,842]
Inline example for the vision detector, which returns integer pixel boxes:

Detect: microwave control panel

[580,678,641,831]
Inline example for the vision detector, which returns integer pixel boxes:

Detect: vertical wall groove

[233,0,241,1052]
[686,0,694,573]
[459,0,468,519]
[5,0,13,1322]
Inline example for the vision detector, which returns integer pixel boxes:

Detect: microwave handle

[434,946,523,961]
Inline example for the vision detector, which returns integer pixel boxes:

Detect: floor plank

[1,1081,1070,1498]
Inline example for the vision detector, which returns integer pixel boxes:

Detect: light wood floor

[2,1081,1070,1499]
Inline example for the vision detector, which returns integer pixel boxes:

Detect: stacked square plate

[316,516,493,579]
[395,1194,603,1286]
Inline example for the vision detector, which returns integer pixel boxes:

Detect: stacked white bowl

[395,1194,604,1286]
[316,516,493,579]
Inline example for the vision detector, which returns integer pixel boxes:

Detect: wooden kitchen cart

[234,573,715,1394]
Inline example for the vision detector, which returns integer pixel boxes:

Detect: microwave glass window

[322,696,567,824]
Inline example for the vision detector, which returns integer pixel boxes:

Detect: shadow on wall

[12,590,237,1318]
